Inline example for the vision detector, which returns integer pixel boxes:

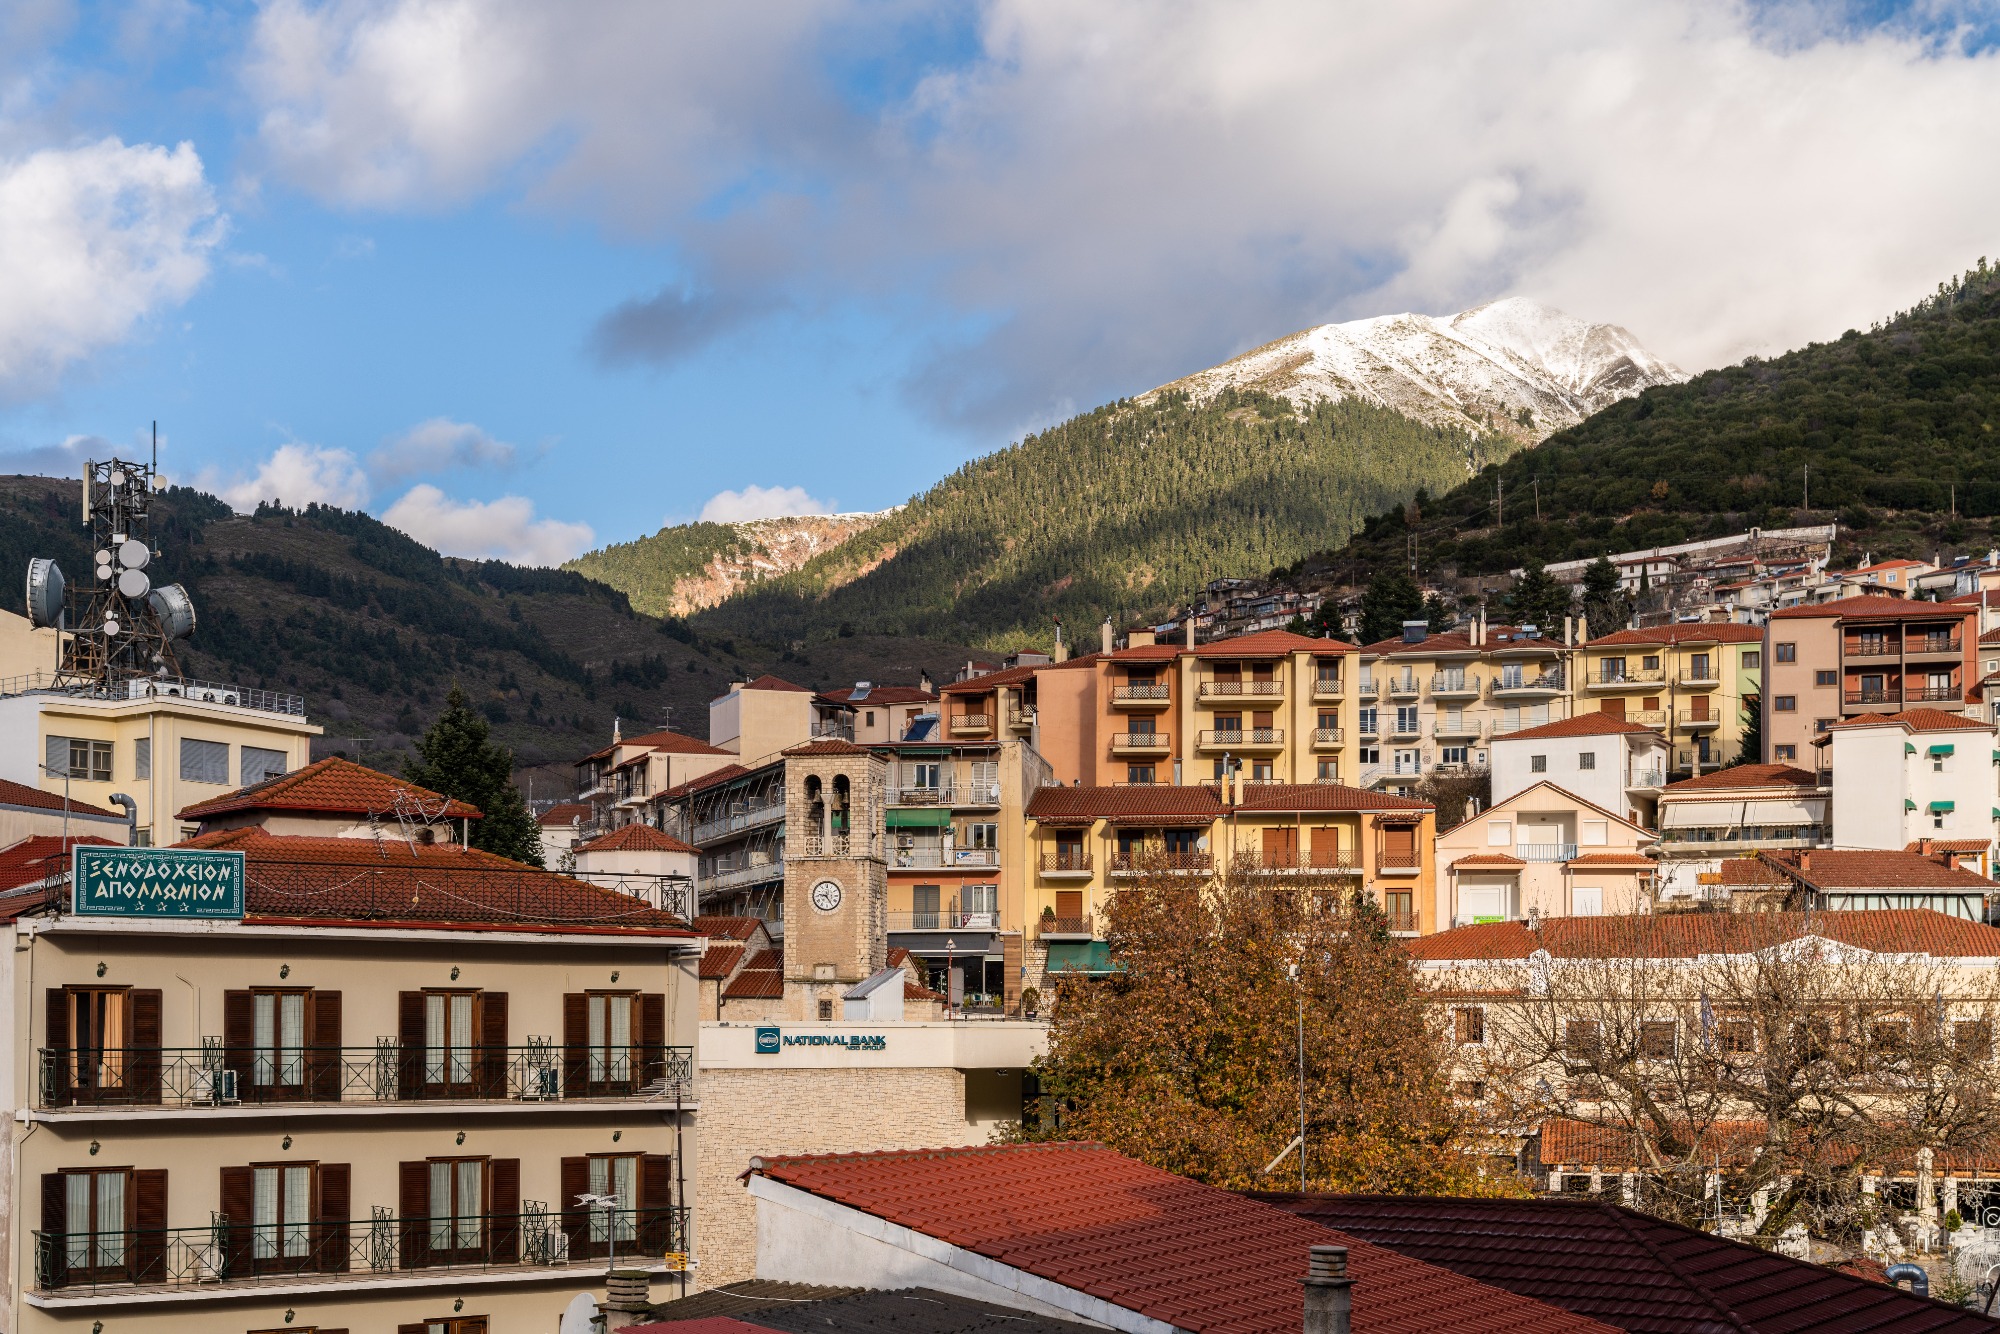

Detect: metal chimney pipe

[1303,1245,1352,1334]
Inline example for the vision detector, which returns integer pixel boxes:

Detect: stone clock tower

[780,738,890,1021]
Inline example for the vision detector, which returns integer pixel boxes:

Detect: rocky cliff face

[663,512,891,615]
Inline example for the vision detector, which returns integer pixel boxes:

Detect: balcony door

[1309,825,1343,869]
[47,987,162,1107]
[912,884,941,929]
[1261,826,1299,868]
[399,991,507,1099]
[40,1165,167,1288]
[398,1157,519,1268]
[564,992,666,1096]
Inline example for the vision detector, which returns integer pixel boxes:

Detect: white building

[1652,763,1830,901]
[1489,712,1671,827]
[1824,708,1998,856]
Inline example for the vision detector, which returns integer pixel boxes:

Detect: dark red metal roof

[1257,1193,1998,1334]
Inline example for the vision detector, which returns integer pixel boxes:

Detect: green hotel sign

[72,847,245,919]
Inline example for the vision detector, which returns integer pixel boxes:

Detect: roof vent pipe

[1102,618,1115,655]
[1884,1263,1928,1299]
[1303,1245,1352,1334]
[108,793,137,845]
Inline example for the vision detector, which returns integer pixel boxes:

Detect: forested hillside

[567,520,751,614]
[1309,262,2000,586]
[0,478,976,771]
[688,391,1516,650]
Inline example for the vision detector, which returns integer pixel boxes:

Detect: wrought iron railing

[38,1042,693,1110]
[1110,732,1171,751]
[1036,914,1093,938]
[1490,673,1565,694]
[887,907,1001,931]
[691,801,785,844]
[1200,679,1284,698]
[811,720,856,741]
[1199,728,1283,747]
[1429,674,1478,696]
[704,858,785,890]
[1109,852,1213,874]
[1039,852,1092,874]
[1591,667,1664,686]
[1312,727,1344,745]
[890,781,954,805]
[889,846,998,869]
[1385,909,1419,933]
[1312,677,1346,698]
[33,1204,687,1294]
[1113,683,1172,702]
[1235,850,1358,872]
[950,714,994,731]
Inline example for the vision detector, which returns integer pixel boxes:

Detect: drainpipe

[109,793,137,846]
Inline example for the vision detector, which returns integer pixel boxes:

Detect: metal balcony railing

[1312,728,1344,746]
[1628,769,1667,788]
[1110,732,1171,752]
[1845,687,1961,705]
[1109,852,1214,875]
[1200,679,1284,698]
[32,1205,687,1295]
[950,714,993,731]
[1677,709,1721,728]
[1844,641,1898,657]
[691,801,785,844]
[889,781,954,805]
[1356,682,1379,700]
[811,719,856,741]
[1590,667,1664,686]
[1516,843,1580,863]
[1430,674,1479,696]
[887,906,1001,931]
[704,858,784,890]
[889,847,999,869]
[1112,683,1173,702]
[1387,678,1422,698]
[121,676,309,717]
[1036,914,1094,938]
[38,1043,694,1110]
[1199,728,1283,747]
[1039,852,1093,874]
[1490,673,1565,695]
[1909,636,1963,655]
[1236,850,1359,872]
[1312,677,1345,698]
[1007,707,1037,729]
[1385,909,1419,933]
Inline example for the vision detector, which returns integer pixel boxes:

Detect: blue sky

[2,1,1997,564]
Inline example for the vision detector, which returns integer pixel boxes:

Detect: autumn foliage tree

[1014,860,1515,1196]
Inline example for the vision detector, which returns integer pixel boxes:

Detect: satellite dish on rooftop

[26,558,64,628]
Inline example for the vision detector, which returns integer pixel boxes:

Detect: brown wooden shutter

[398,992,425,1100]
[488,1157,520,1263]
[478,991,508,1097]
[44,989,69,1106]
[308,990,342,1100]
[563,993,588,1095]
[222,990,253,1095]
[398,1161,428,1269]
[40,1173,68,1288]
[560,1155,589,1257]
[131,1168,168,1284]
[219,1165,255,1276]
[1310,826,1342,867]
[640,1153,675,1254]
[1384,825,1416,865]
[640,994,666,1088]
[316,1162,351,1273]
[1055,890,1083,920]
[399,1324,429,1334]
[129,990,163,1105]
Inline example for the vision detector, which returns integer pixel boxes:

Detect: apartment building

[1021,780,1437,981]
[934,663,1042,750]
[4,777,701,1334]
[811,683,941,744]
[1032,626,1361,788]
[1356,621,1569,793]
[0,778,128,847]
[1763,596,1980,769]
[1822,708,1997,858]
[1436,781,1656,926]
[572,727,737,838]
[1572,624,1763,776]
[1651,764,1829,902]
[1489,713,1670,827]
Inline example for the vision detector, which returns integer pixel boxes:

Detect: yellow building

[1573,624,1762,778]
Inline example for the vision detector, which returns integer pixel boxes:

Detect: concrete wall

[1832,720,1999,851]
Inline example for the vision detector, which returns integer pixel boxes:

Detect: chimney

[1185,616,1197,649]
[1921,838,1935,857]
[1053,620,1069,663]
[919,669,934,694]
[598,1268,653,1328]
[1798,851,1812,873]
[1128,627,1156,648]
[1303,1245,1353,1334]
[1102,618,1115,655]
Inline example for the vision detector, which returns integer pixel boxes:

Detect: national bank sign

[754,1026,887,1054]
[73,846,246,919]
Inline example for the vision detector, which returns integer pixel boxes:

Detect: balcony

[1906,635,1964,659]
[1109,731,1172,756]
[890,781,954,805]
[1384,908,1419,933]
[1036,913,1094,939]
[1628,769,1667,790]
[705,857,784,891]
[1311,727,1344,749]
[1007,706,1037,731]
[890,847,999,870]
[1237,850,1359,874]
[613,779,651,808]
[1038,852,1094,878]
[691,800,785,845]
[1112,683,1173,708]
[1516,842,1580,863]
[1200,679,1285,703]
[1586,667,1665,692]
[1386,720,1423,742]
[1843,640,1900,658]
[1356,681,1379,701]
[888,906,1000,931]
[1197,728,1284,752]
[1109,852,1214,876]
[1677,710,1722,731]
[31,1205,687,1300]
[1311,677,1346,701]
[949,713,994,734]
[1845,687,1961,707]
[37,1043,693,1112]
[960,782,1002,807]
[1620,709,1668,728]
[1490,672,1566,699]
[1387,677,1422,700]
[1676,669,1721,689]
[811,719,855,742]
[1430,674,1480,701]
[1432,719,1484,742]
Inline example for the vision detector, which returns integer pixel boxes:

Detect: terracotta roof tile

[723,968,783,999]
[1771,595,1973,620]
[1826,708,1990,734]
[0,778,123,820]
[1409,909,2000,962]
[699,944,746,979]
[617,729,735,756]
[1563,852,1656,869]
[1105,642,1186,661]
[1495,713,1660,741]
[740,674,814,693]
[0,835,120,893]
[577,823,697,855]
[535,802,593,827]
[1584,623,1763,647]
[1260,1189,1994,1334]
[753,1143,1617,1334]
[659,764,753,801]
[1452,853,1526,869]
[1763,848,1994,891]
[177,756,480,822]
[1235,783,1431,814]
[1906,839,1993,855]
[1025,785,1225,822]
[1660,764,1821,793]
[172,828,694,934]
[697,915,769,940]
[781,737,873,756]
[1193,628,1354,658]
[938,663,1041,695]
[1712,857,1792,887]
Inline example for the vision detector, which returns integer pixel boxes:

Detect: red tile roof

[753,1144,1616,1334]
[723,965,783,998]
[1260,1190,1995,1334]
[535,801,592,827]
[1563,852,1656,869]
[781,737,873,756]
[176,756,481,822]
[1763,848,1994,891]
[1025,784,1225,823]
[1771,594,1973,620]
[1660,764,1820,793]
[659,764,753,801]
[699,944,745,979]
[604,729,734,757]
[577,823,696,855]
[740,674,814,693]
[1906,839,1993,855]
[173,828,695,934]
[696,915,770,940]
[1235,783,1432,814]
[938,664,1040,695]
[1983,627,2000,645]
[1826,707,1989,733]
[1104,642,1186,661]
[1583,624,1763,647]
[1409,909,2000,962]
[0,835,120,893]
[1495,713,1659,741]
[1535,1118,1772,1171]
[1451,853,1525,869]
[0,778,123,820]
[1711,857,1792,887]
[1193,628,1354,658]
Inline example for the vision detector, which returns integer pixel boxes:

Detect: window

[586,994,636,1084]
[1440,746,1467,765]
[1126,765,1155,784]
[1530,754,1547,773]
[1315,759,1339,781]
[1564,1020,1601,1059]
[588,1154,640,1247]
[1955,1020,1993,1058]
[1640,1020,1678,1059]
[1775,744,1797,761]
[180,738,229,784]
[133,737,150,781]
[1742,650,1760,670]
[45,736,112,783]
[1685,653,1706,677]
[427,1158,485,1256]
[817,999,834,1020]
[241,746,288,786]
[1773,696,1796,712]
[133,827,152,847]
[1815,718,1835,733]
[1487,820,1512,846]
[253,991,309,1090]
[962,882,999,916]
[1317,710,1339,731]
[60,1167,130,1276]
[1358,707,1378,734]
[1815,670,1837,686]
[252,1162,315,1264]
[425,992,479,1089]
[1644,655,1662,672]
[1395,706,1419,733]
[1251,760,1274,781]
[1578,751,1596,770]
[1580,820,1608,846]
[864,711,875,726]
[963,822,999,850]
[1453,1007,1485,1045]
[1358,746,1379,765]
[1775,642,1796,663]
[1719,1019,1756,1054]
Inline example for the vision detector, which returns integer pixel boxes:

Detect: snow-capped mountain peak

[1149,297,1684,441]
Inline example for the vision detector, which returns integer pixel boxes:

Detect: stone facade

[782,746,890,1020]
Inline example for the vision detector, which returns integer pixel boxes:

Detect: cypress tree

[404,684,545,866]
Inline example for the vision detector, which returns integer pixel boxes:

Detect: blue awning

[1044,941,1119,975]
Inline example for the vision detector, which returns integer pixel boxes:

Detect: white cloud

[382,483,594,565]
[697,484,834,523]
[240,1,2000,428]
[204,443,372,513]
[369,416,515,480]
[0,136,223,399]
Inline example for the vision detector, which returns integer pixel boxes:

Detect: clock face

[810,879,843,912]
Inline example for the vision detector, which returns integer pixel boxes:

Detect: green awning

[1906,800,1918,811]
[1044,941,1119,975]
[1991,807,1999,820]
[1931,800,1956,813]
[1907,743,1917,755]
[1930,744,1956,757]
[886,808,952,828]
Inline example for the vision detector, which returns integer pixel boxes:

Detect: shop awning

[1044,940,1118,975]
[1930,744,1957,757]
[1931,801,1956,813]
[1906,743,1917,756]
[886,808,952,828]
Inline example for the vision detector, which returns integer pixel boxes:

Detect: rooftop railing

[0,673,308,718]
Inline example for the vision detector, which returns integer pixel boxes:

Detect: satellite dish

[95,564,112,581]
[117,539,149,570]
[109,469,125,486]
[116,569,151,600]
[25,558,64,628]
[148,584,196,640]
[103,618,121,636]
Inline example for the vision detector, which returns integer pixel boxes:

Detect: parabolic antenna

[117,539,149,570]
[25,558,64,628]
[117,569,151,600]
[148,584,196,640]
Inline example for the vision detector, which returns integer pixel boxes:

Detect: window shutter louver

[640,994,666,1088]
[489,1158,520,1263]
[309,990,342,1100]
[130,990,163,1104]
[563,994,588,1096]
[44,989,69,1106]
[40,1173,68,1289]
[316,1162,350,1273]
[641,1154,675,1254]
[219,1165,255,1276]
[560,1156,589,1257]
[222,990,253,1098]
[478,992,508,1097]
[131,1169,168,1284]
[398,993,425,1100]
[398,1161,428,1269]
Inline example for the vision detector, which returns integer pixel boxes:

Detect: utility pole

[1803,462,1809,512]
[1497,477,1504,527]
[1533,477,1541,522]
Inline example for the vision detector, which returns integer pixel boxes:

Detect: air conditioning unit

[522,1062,560,1101]
[195,1068,239,1105]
